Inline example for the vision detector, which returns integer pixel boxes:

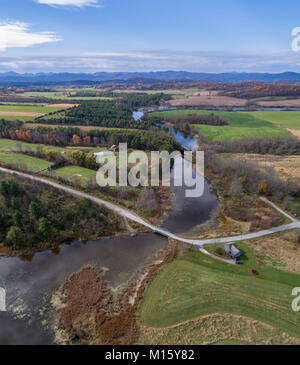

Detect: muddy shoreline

[53,241,177,345]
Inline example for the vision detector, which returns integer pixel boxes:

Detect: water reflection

[0,233,168,344]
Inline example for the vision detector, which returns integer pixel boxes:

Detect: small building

[224,243,241,259]
[93,151,114,157]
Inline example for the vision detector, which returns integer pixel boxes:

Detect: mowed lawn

[244,111,300,130]
[50,165,96,185]
[152,110,289,141]
[0,152,53,172]
[139,244,300,339]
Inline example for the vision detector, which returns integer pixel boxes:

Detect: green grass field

[0,139,66,153]
[50,165,96,185]
[0,102,48,106]
[0,152,53,172]
[151,109,290,141]
[0,141,96,185]
[0,105,65,114]
[0,116,37,122]
[139,242,300,340]
[244,111,300,130]
[0,104,68,121]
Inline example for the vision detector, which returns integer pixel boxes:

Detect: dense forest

[0,175,122,250]
[36,93,169,128]
[118,92,170,107]
[223,83,300,99]
[148,112,228,126]
[0,120,178,152]
[36,100,136,128]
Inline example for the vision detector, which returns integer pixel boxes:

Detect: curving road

[1,167,299,263]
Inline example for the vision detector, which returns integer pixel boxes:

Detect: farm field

[152,109,289,141]
[168,93,247,107]
[0,115,37,122]
[256,99,300,107]
[115,88,203,99]
[0,105,66,114]
[0,104,69,121]
[0,102,48,106]
[228,153,300,181]
[245,230,300,274]
[244,111,300,130]
[0,151,53,172]
[138,243,300,344]
[6,91,114,101]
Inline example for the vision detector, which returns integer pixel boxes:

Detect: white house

[93,151,114,157]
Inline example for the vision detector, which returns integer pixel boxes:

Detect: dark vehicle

[250,269,259,275]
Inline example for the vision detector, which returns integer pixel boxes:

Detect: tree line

[201,136,300,155]
[0,120,178,152]
[148,112,228,126]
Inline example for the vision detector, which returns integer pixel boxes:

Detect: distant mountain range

[1,71,300,84]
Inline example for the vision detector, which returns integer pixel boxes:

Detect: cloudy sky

[0,0,300,73]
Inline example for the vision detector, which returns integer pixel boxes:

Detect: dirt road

[1,167,299,262]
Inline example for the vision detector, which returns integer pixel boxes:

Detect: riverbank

[0,233,170,345]
[52,240,177,345]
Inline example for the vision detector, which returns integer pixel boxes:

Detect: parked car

[250,269,259,275]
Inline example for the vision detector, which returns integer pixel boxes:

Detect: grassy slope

[0,140,97,185]
[139,243,300,339]
[244,111,300,130]
[50,165,96,185]
[138,313,299,345]
[0,152,53,172]
[152,110,289,141]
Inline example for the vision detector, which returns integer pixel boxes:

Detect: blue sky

[0,0,300,73]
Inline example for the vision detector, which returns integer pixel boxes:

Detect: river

[0,108,220,344]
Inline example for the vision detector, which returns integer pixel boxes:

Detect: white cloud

[1,50,300,73]
[35,0,99,7]
[0,22,60,51]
